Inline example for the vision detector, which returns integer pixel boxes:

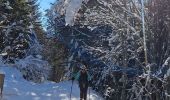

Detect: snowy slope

[0,66,103,100]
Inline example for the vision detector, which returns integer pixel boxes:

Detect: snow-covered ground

[0,66,103,100]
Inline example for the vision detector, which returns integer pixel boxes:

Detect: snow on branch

[58,0,89,26]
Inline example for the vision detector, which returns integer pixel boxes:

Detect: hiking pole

[70,80,74,100]
[89,87,90,100]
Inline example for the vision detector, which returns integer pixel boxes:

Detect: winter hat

[81,65,87,70]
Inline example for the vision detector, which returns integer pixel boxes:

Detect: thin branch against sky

[38,0,55,30]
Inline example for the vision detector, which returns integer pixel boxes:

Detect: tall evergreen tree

[0,0,41,63]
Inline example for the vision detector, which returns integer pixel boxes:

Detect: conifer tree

[0,0,41,63]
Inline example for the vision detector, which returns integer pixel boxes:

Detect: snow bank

[15,55,50,83]
[0,66,103,100]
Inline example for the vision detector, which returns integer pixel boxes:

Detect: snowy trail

[0,67,103,100]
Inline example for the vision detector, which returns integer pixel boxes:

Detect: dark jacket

[74,71,91,88]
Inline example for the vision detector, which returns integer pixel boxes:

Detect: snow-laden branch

[56,0,90,26]
[101,0,139,34]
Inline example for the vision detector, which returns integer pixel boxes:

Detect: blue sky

[38,0,56,28]
[38,0,55,12]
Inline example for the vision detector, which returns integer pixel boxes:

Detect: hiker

[72,65,91,100]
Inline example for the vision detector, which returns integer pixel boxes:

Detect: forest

[0,0,170,100]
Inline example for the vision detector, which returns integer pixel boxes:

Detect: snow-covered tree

[147,0,170,66]
[46,0,170,99]
[0,0,42,63]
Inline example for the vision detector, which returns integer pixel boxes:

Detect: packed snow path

[0,67,103,100]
